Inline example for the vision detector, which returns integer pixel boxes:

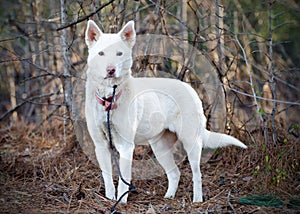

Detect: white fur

[84,20,247,203]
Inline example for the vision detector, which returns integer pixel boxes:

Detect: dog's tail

[203,129,247,149]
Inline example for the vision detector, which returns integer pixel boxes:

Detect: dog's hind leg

[182,135,203,202]
[149,130,180,199]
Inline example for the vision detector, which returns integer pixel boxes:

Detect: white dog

[84,20,247,203]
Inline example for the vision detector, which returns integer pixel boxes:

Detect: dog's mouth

[104,74,116,79]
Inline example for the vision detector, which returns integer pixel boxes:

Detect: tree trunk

[60,0,72,119]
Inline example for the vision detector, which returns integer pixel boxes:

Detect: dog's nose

[106,65,116,76]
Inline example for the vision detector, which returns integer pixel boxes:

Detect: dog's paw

[106,194,116,201]
[117,194,128,203]
[105,189,116,201]
[164,193,175,199]
[192,195,203,203]
[164,186,177,200]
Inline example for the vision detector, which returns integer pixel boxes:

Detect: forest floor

[0,120,299,213]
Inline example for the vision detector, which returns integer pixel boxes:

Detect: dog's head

[85,20,136,81]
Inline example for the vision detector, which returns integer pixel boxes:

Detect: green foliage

[252,144,296,188]
[253,165,260,175]
[258,108,264,117]
[272,169,286,184]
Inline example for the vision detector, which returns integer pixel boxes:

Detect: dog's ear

[119,20,136,47]
[85,20,102,49]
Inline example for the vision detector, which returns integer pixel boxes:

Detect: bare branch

[234,35,262,117]
[227,87,300,106]
[56,0,115,31]
[0,93,59,121]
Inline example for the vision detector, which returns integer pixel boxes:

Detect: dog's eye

[98,51,104,56]
[116,51,123,56]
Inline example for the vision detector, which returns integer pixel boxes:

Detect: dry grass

[0,119,299,213]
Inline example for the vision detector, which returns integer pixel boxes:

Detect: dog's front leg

[115,142,135,203]
[86,121,115,199]
[94,144,116,200]
[85,86,116,200]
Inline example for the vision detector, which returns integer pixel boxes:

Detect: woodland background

[0,0,299,213]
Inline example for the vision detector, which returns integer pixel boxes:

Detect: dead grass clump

[220,127,300,196]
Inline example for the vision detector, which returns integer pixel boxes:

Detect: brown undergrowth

[0,119,299,213]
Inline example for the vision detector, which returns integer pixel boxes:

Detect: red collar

[95,89,122,111]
